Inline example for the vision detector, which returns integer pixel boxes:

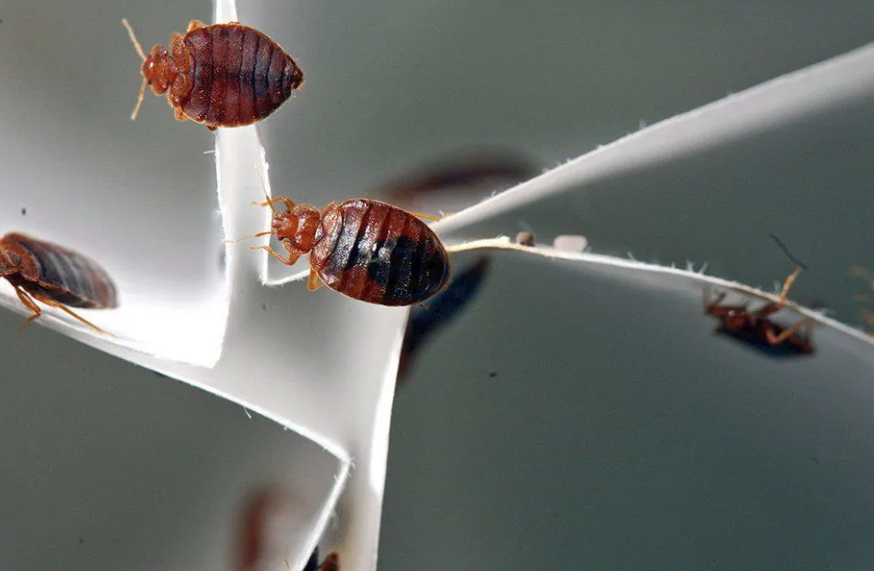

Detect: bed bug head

[121,18,177,121]
[141,45,176,95]
[271,203,321,255]
[0,246,21,277]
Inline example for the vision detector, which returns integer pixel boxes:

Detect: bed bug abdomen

[310,200,450,305]
[0,233,117,334]
[181,22,303,129]
[3,233,118,309]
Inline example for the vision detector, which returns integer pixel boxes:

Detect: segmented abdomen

[182,23,303,128]
[3,233,118,309]
[311,200,451,306]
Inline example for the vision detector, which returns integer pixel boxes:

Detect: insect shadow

[398,256,493,382]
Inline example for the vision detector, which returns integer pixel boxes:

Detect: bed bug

[121,19,304,130]
[248,195,451,306]
[0,233,117,334]
[704,266,814,356]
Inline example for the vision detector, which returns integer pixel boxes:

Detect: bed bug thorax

[122,19,303,130]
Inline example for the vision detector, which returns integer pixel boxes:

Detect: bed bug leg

[17,287,115,336]
[13,286,41,329]
[408,211,443,222]
[32,292,115,336]
[251,245,300,266]
[254,196,296,213]
[755,265,804,318]
[765,317,815,346]
[307,269,323,291]
[777,266,803,305]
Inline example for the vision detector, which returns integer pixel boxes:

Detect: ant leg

[317,551,340,571]
[251,245,300,266]
[764,318,815,346]
[307,269,323,291]
[14,286,41,328]
[28,290,115,337]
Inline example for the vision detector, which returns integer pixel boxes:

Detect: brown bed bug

[122,18,304,130]
[0,233,117,334]
[704,266,814,356]
[245,195,451,306]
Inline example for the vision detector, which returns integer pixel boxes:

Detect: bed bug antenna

[252,164,278,214]
[121,19,148,120]
[768,233,808,271]
[121,19,147,60]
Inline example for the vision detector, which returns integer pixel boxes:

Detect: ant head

[142,45,173,94]
[272,204,321,255]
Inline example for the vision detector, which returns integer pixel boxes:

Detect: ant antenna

[768,233,808,271]
[121,19,148,121]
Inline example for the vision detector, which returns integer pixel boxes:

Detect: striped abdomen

[0,233,118,309]
[310,200,451,306]
[180,23,303,128]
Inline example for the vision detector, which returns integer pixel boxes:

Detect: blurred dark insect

[377,151,539,211]
[398,256,492,381]
[238,487,339,571]
[850,265,874,330]
[300,548,340,571]
[704,266,814,357]
[122,19,303,130]
[246,195,450,306]
[0,232,117,335]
